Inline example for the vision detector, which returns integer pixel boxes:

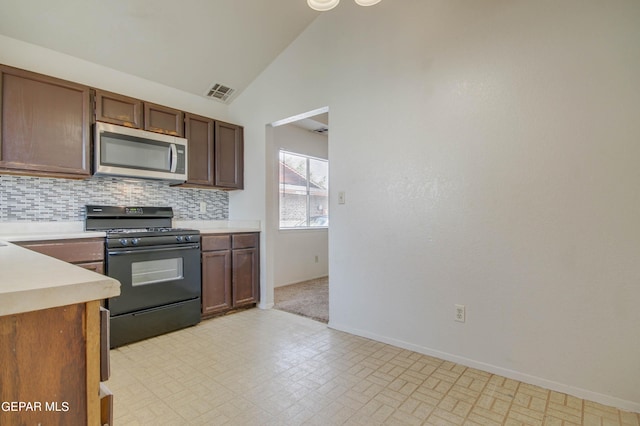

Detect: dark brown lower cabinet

[201,233,259,318]
[202,247,232,315]
[16,238,105,274]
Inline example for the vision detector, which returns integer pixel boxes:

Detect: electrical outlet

[199,202,207,213]
[314,255,319,263]
[455,304,466,323]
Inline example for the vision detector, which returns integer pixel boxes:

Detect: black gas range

[86,205,201,348]
[104,228,198,249]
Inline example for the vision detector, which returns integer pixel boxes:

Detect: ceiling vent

[205,83,235,103]
[312,127,329,134]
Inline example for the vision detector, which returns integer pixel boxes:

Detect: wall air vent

[205,83,235,103]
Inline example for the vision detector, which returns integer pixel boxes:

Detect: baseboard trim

[258,302,274,310]
[327,321,640,413]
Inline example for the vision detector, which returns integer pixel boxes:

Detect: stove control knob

[185,235,192,242]
[176,236,184,242]
[119,238,128,246]
[131,238,139,246]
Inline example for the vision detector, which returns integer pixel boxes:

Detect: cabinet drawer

[18,238,104,263]
[201,235,231,251]
[232,233,258,249]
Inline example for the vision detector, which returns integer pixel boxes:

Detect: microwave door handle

[170,143,178,173]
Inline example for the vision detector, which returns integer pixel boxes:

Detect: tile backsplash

[0,175,228,222]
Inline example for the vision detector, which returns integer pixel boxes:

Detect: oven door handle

[108,244,199,256]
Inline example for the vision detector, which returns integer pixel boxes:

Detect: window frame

[278,149,329,230]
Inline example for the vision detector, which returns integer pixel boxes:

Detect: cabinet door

[94,89,142,128]
[214,121,244,189]
[184,113,214,186]
[0,65,91,178]
[144,102,184,137]
[202,250,232,316]
[232,247,258,307]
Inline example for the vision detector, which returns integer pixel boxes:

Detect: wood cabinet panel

[17,238,105,274]
[232,233,258,249]
[0,65,91,178]
[201,233,259,317]
[214,121,244,189]
[182,117,244,190]
[185,113,214,186]
[144,102,184,137]
[94,89,143,128]
[17,238,104,264]
[232,247,259,307]
[202,250,232,315]
[0,301,102,425]
[99,383,113,426]
[201,234,230,251]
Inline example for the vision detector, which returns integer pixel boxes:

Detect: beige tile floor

[109,309,639,426]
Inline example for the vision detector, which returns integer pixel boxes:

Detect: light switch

[338,191,346,204]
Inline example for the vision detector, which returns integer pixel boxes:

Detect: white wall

[271,124,328,287]
[230,0,640,410]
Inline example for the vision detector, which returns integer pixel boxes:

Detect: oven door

[106,243,201,316]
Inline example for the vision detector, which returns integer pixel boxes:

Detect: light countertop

[0,220,260,242]
[0,221,105,242]
[175,220,261,235]
[0,241,120,316]
[197,228,261,234]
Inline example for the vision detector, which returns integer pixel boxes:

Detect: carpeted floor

[273,276,328,323]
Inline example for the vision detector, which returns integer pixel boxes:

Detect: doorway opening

[268,108,329,323]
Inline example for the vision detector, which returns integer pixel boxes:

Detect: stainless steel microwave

[94,122,188,183]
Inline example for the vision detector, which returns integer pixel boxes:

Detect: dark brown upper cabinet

[144,102,184,137]
[94,89,142,128]
[215,121,244,189]
[182,117,244,190]
[0,65,91,178]
[184,113,214,186]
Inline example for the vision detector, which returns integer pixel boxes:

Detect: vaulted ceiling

[0,0,319,103]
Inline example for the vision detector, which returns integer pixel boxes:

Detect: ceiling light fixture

[307,0,382,12]
[353,0,382,5]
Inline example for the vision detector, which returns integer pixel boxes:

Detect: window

[279,150,329,229]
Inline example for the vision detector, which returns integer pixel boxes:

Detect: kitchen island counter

[0,241,120,316]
